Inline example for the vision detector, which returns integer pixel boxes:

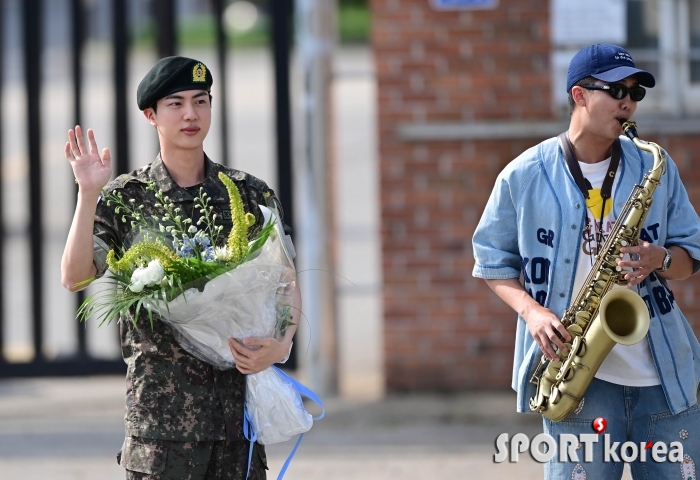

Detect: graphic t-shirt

[571,158,660,386]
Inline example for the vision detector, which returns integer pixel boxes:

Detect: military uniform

[94,155,281,479]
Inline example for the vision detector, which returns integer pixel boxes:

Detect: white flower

[214,246,233,262]
[143,261,165,286]
[130,260,165,289]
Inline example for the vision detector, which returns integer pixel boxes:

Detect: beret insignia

[193,63,207,83]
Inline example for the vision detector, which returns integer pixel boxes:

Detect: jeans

[543,378,700,480]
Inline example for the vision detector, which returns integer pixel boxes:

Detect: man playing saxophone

[473,44,700,478]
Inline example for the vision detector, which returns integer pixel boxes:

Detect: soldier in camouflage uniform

[61,56,299,479]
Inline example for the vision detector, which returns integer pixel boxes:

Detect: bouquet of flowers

[79,172,324,459]
[78,172,297,371]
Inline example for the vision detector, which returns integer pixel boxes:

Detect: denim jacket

[472,135,700,415]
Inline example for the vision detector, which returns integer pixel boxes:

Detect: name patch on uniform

[221,209,232,221]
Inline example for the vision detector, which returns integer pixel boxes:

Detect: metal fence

[0,0,295,376]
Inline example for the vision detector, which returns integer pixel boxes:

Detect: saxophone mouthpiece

[620,120,639,141]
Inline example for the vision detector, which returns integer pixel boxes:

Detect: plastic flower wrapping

[158,211,296,370]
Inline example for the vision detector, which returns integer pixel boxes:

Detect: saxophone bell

[598,288,650,347]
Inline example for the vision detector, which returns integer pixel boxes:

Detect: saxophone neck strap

[558,132,621,200]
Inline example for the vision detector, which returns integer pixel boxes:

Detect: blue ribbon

[272,366,325,422]
[243,367,325,480]
[243,405,258,479]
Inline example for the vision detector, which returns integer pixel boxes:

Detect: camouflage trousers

[118,436,267,480]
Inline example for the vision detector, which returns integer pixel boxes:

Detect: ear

[571,86,587,108]
[143,108,157,127]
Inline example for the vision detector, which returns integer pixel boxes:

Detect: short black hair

[568,76,596,115]
[148,93,213,113]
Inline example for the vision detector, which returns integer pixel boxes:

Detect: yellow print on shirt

[581,186,615,256]
[585,188,614,220]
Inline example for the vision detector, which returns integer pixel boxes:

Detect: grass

[132,5,370,50]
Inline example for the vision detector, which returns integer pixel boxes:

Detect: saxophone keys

[556,364,574,382]
[567,324,583,337]
[546,360,562,377]
[558,344,572,360]
[550,387,561,404]
[575,311,590,327]
[593,280,606,295]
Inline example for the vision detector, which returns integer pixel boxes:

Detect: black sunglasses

[581,83,646,102]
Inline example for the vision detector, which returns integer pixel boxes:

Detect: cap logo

[193,63,207,82]
[613,51,633,64]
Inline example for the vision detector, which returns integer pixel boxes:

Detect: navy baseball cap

[566,44,656,92]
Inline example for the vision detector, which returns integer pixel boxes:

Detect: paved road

[0,375,552,480]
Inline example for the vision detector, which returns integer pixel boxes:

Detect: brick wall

[372,0,700,391]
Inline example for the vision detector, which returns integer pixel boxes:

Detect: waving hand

[64,125,112,195]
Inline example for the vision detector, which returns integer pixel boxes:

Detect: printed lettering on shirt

[527,287,547,306]
[639,229,653,243]
[639,274,676,317]
[521,257,551,286]
[522,254,550,307]
[645,223,660,241]
[537,228,554,248]
[522,257,531,283]
[534,290,547,306]
[531,257,550,285]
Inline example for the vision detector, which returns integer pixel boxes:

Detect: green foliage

[218,172,253,264]
[106,241,179,275]
[338,4,370,43]
[276,303,296,337]
[132,15,271,49]
[132,4,370,49]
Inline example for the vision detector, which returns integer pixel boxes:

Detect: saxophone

[529,121,665,421]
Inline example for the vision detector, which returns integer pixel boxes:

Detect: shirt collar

[148,153,226,202]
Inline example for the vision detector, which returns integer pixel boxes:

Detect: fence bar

[0,1,6,364]
[271,0,294,233]
[72,0,87,356]
[0,0,5,361]
[155,0,177,58]
[24,0,44,362]
[271,0,296,369]
[113,0,129,175]
[212,0,230,166]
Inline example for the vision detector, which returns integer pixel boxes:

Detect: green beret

[137,56,213,110]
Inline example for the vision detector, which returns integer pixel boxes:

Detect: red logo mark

[644,441,652,450]
[592,417,607,434]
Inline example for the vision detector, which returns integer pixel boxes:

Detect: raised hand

[64,125,112,196]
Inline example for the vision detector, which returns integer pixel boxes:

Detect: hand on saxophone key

[523,303,572,361]
[618,242,666,286]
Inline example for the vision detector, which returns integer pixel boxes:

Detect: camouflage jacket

[93,154,283,442]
